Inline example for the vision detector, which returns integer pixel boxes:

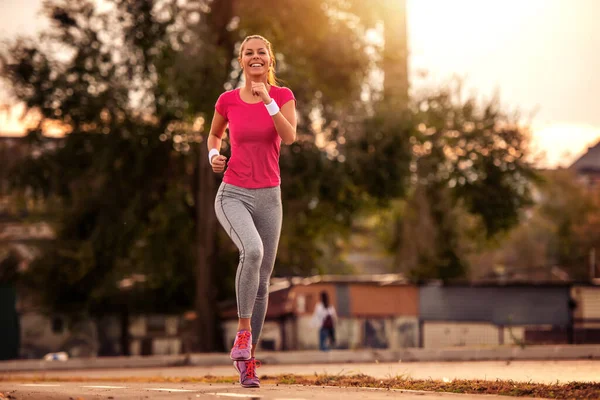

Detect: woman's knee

[256,279,270,299]
[244,243,264,265]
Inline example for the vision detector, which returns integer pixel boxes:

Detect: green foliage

[278,141,366,274]
[239,0,372,111]
[478,169,600,282]
[537,170,597,274]
[413,89,537,236]
[393,85,538,281]
[348,112,413,205]
[1,0,197,313]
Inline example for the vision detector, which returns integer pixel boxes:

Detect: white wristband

[265,99,280,116]
[208,148,220,164]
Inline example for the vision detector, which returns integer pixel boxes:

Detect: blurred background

[0,0,599,360]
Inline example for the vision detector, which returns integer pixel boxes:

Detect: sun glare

[0,104,29,135]
[530,124,600,169]
[407,0,600,168]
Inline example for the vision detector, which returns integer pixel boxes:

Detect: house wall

[20,313,98,359]
[127,315,182,356]
[349,285,418,317]
[422,322,526,348]
[388,317,419,349]
[419,285,571,325]
[577,171,600,191]
[282,283,419,350]
[293,315,418,350]
[289,283,419,319]
[572,286,600,328]
[19,313,185,359]
[222,320,284,352]
[15,284,600,358]
[290,284,338,316]
[292,315,360,350]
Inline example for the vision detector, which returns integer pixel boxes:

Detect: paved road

[0,382,515,400]
[4,360,599,384]
[2,360,599,399]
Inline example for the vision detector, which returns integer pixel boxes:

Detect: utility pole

[381,0,409,110]
[194,0,237,352]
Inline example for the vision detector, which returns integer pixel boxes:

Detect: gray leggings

[215,182,282,344]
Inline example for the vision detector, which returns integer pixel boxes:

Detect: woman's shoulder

[217,88,239,101]
[215,89,240,114]
[272,85,295,105]
[272,85,294,96]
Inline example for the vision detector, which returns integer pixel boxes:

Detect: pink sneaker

[233,357,261,388]
[230,330,252,361]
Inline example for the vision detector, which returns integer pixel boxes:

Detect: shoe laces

[235,330,251,350]
[244,358,261,379]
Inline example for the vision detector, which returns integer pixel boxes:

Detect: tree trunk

[192,0,237,353]
[195,144,217,352]
[119,308,130,356]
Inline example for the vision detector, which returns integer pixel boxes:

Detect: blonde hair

[238,35,278,86]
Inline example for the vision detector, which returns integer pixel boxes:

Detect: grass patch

[1,373,598,399]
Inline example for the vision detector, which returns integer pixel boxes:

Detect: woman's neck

[243,76,269,89]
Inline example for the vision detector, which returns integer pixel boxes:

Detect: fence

[418,284,600,347]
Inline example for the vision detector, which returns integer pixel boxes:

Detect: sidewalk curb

[1,345,599,372]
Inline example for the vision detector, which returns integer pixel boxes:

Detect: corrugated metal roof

[269,273,408,291]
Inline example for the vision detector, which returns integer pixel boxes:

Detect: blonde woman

[207,35,297,388]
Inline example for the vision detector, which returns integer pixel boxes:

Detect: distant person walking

[207,34,297,389]
[311,291,338,351]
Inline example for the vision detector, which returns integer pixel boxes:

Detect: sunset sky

[1,0,599,168]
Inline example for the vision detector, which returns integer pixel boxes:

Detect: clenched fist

[251,81,272,104]
[211,154,227,173]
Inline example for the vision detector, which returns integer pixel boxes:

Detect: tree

[465,168,600,282]
[1,0,210,352]
[571,190,600,281]
[390,85,538,281]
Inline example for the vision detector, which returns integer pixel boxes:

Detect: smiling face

[239,37,274,81]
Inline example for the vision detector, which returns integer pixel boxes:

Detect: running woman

[207,34,297,388]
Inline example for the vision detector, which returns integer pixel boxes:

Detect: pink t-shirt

[215,86,295,189]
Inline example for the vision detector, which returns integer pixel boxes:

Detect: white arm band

[265,99,280,116]
[208,148,220,164]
